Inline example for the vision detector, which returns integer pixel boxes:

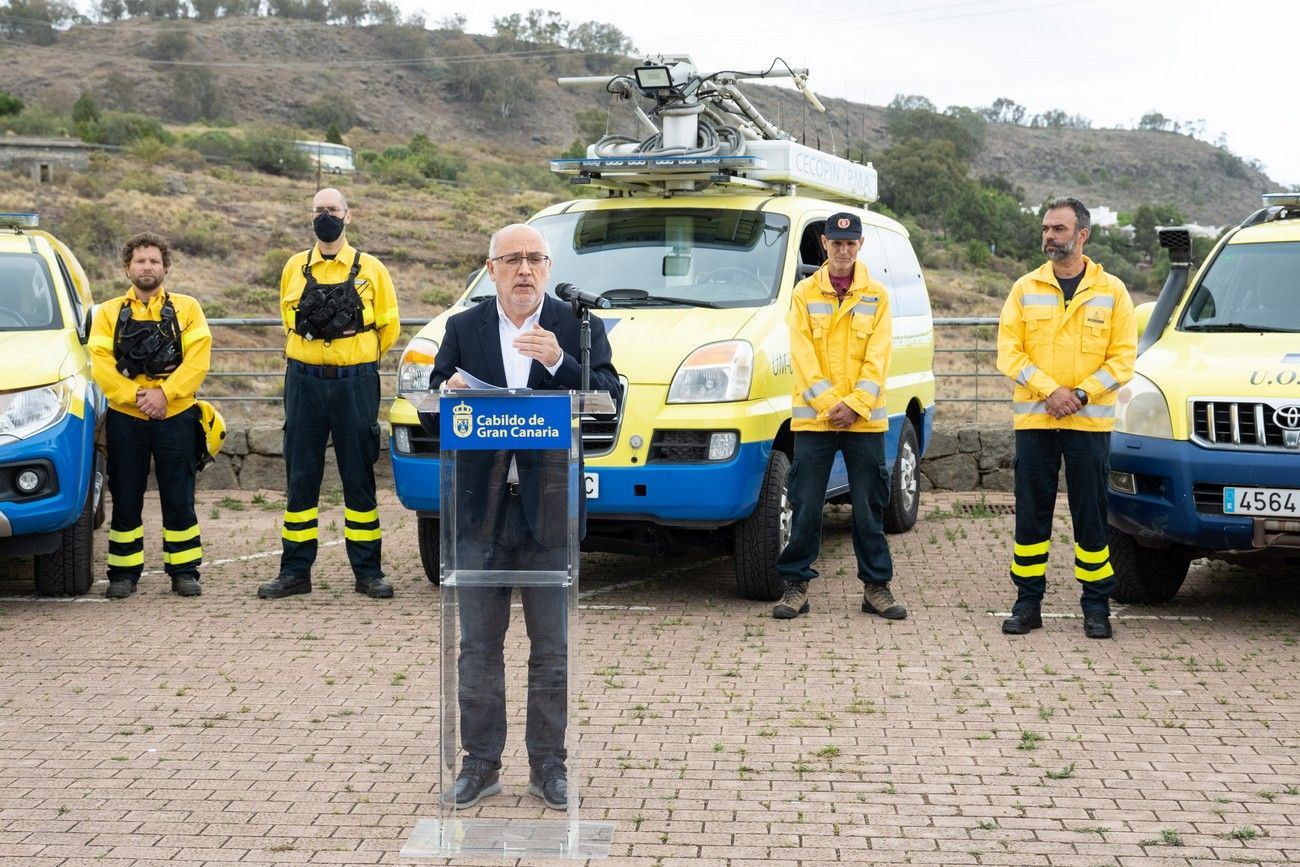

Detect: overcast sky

[417,0,1298,189]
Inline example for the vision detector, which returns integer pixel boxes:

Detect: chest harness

[292,250,373,342]
[113,295,183,379]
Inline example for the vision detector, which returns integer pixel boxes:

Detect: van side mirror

[80,304,97,344]
[463,267,483,289]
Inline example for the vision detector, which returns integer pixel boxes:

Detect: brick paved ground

[0,489,1297,867]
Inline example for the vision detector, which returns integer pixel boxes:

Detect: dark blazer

[430,294,621,545]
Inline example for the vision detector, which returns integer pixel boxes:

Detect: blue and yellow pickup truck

[388,143,936,601]
[1107,195,1300,601]
[0,214,105,595]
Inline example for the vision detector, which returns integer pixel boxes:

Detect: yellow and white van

[389,138,936,600]
[1107,194,1300,601]
[0,214,105,595]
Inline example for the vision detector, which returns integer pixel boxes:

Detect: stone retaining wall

[202,422,1012,493]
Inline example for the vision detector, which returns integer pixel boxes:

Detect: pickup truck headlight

[0,376,77,443]
[396,337,439,395]
[1113,373,1173,439]
[667,341,753,404]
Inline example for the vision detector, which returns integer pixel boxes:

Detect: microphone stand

[568,298,593,392]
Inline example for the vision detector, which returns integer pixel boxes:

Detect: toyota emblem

[837,217,850,229]
[1274,404,1300,430]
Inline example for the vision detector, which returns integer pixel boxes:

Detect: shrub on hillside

[0,106,70,136]
[146,28,189,60]
[0,91,23,116]
[169,67,225,123]
[55,203,126,262]
[240,127,311,176]
[172,212,226,257]
[78,111,173,147]
[298,93,359,133]
[376,23,428,60]
[181,129,242,161]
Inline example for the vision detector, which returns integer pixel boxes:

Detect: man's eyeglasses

[490,253,551,268]
[313,206,346,216]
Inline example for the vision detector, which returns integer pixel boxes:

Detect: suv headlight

[1113,372,1173,439]
[396,337,439,396]
[0,376,77,443]
[667,341,753,404]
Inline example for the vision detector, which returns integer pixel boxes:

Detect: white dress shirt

[496,299,562,483]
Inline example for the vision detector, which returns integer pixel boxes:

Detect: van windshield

[0,254,62,332]
[471,209,790,308]
[1180,241,1300,333]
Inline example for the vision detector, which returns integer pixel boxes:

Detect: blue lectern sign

[439,394,572,451]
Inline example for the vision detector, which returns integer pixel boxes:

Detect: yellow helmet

[196,400,226,468]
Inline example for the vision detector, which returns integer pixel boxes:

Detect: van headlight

[1113,373,1173,439]
[0,376,77,443]
[396,337,439,395]
[667,341,753,404]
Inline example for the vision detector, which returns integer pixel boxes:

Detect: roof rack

[554,55,878,206]
[1240,193,1300,228]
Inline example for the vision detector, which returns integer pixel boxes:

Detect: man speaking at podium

[430,223,620,811]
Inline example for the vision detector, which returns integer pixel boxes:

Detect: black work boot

[171,573,201,597]
[354,575,394,599]
[1083,612,1113,639]
[257,574,311,599]
[1001,607,1043,635]
[105,577,136,599]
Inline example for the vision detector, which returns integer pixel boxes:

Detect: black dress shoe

[257,575,311,599]
[1084,613,1113,639]
[446,761,500,808]
[1001,611,1043,635]
[528,763,568,810]
[354,576,394,599]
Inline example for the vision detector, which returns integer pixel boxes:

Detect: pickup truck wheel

[733,450,790,602]
[418,516,441,585]
[883,418,920,533]
[1108,527,1190,603]
[34,481,95,597]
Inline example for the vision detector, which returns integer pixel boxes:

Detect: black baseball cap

[823,212,863,240]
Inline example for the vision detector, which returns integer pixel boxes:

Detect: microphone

[555,282,611,309]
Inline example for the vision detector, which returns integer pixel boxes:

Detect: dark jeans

[776,430,893,586]
[105,407,201,583]
[279,365,382,580]
[457,492,568,771]
[1011,429,1114,616]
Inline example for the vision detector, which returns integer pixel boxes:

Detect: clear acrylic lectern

[400,389,616,860]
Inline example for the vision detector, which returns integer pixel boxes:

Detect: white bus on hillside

[294,140,355,174]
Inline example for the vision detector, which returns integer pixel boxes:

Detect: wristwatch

[1074,388,1089,406]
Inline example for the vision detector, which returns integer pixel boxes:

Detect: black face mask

[313,211,346,243]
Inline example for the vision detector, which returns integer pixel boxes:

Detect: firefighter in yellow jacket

[996,197,1137,639]
[773,212,906,621]
[258,187,400,601]
[89,232,211,599]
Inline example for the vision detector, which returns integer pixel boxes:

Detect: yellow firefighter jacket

[789,261,892,433]
[997,256,1137,431]
[89,287,211,420]
[279,240,400,366]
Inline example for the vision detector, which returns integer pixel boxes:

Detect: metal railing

[203,315,1008,414]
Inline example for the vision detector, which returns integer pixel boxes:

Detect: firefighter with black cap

[89,232,212,599]
[258,187,400,600]
[996,196,1136,639]
[773,211,906,622]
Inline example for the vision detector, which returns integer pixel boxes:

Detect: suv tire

[418,516,441,585]
[884,417,920,533]
[34,480,94,597]
[1109,526,1191,603]
[734,450,790,602]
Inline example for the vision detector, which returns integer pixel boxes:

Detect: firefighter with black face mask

[258,188,400,601]
[89,232,212,599]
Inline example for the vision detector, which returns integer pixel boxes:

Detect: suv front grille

[1190,398,1300,452]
